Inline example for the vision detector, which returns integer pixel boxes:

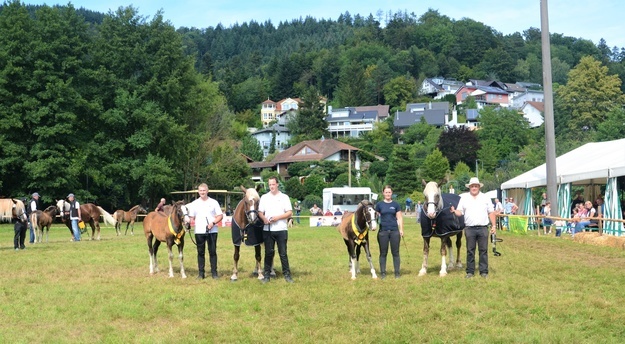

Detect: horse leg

[455,232,463,268]
[254,245,265,280]
[115,221,120,236]
[439,238,449,276]
[95,221,101,241]
[153,240,161,273]
[177,241,186,279]
[343,239,357,279]
[362,242,378,279]
[231,245,240,281]
[355,244,362,274]
[147,235,156,274]
[446,236,455,270]
[125,221,131,236]
[419,237,431,276]
[129,221,134,235]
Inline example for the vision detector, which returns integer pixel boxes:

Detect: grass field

[2,217,625,343]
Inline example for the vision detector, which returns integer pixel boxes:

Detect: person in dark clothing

[14,217,28,250]
[374,185,404,279]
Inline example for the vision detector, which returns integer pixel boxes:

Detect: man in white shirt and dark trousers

[189,183,223,280]
[258,177,294,283]
[451,177,497,278]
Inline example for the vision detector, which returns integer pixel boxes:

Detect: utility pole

[541,0,558,216]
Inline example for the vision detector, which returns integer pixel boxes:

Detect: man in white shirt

[188,183,223,280]
[258,177,293,283]
[451,177,497,279]
[28,192,40,243]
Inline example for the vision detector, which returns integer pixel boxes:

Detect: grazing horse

[337,200,378,280]
[113,205,148,236]
[56,200,117,240]
[419,181,465,277]
[143,201,190,278]
[230,185,271,281]
[30,206,57,243]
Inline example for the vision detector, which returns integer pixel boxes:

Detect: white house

[520,101,544,128]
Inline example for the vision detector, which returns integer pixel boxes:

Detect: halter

[350,202,376,245]
[170,204,189,245]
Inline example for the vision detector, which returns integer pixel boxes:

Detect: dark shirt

[374,200,400,231]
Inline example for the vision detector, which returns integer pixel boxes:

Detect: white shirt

[259,191,292,232]
[189,197,223,234]
[30,199,38,212]
[456,192,494,226]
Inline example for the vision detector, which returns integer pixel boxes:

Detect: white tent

[501,138,625,189]
[500,138,625,236]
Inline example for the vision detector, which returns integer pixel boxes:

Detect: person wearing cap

[67,193,82,241]
[27,192,41,244]
[451,177,497,278]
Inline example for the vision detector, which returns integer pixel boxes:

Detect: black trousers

[14,221,27,249]
[195,233,218,277]
[377,230,401,275]
[465,226,489,275]
[263,230,290,278]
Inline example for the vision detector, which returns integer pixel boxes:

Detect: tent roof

[501,138,625,189]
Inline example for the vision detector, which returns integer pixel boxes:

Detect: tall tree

[287,87,328,143]
[384,144,419,196]
[556,56,625,134]
[437,126,480,169]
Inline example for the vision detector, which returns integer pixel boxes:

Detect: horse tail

[31,212,39,230]
[98,206,117,227]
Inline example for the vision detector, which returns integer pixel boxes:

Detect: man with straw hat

[451,177,497,279]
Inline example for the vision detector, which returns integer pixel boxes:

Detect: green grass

[2,219,625,343]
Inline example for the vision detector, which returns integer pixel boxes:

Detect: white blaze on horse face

[366,206,378,230]
[247,197,257,222]
[180,205,190,226]
[424,182,440,219]
[56,199,66,216]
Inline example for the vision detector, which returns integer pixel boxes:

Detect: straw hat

[465,177,483,188]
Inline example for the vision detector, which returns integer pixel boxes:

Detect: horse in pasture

[113,205,147,236]
[419,180,465,277]
[143,201,190,278]
[56,200,117,240]
[30,206,58,243]
[337,200,378,280]
[230,185,274,281]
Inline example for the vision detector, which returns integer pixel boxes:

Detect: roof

[251,139,360,168]
[394,109,446,127]
[250,125,290,136]
[501,138,625,189]
[355,105,390,119]
[326,108,378,122]
[522,101,545,112]
[406,102,450,114]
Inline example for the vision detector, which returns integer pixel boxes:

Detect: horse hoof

[418,271,427,277]
[439,272,448,277]
[181,275,187,279]
[351,276,357,280]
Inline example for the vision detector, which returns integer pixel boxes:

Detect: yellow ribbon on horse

[351,214,368,245]
[168,215,184,245]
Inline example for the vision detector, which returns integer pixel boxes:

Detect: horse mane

[44,205,57,213]
[0,198,24,222]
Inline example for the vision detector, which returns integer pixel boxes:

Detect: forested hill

[176,9,625,114]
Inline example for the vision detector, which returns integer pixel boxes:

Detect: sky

[22,0,625,49]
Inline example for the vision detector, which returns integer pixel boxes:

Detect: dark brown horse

[231,185,273,281]
[30,205,57,243]
[143,201,190,278]
[418,181,465,277]
[56,199,117,240]
[113,205,147,236]
[337,200,378,280]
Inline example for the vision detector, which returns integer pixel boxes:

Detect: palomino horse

[0,198,28,223]
[143,201,190,278]
[230,185,271,281]
[56,200,117,240]
[337,200,378,280]
[113,205,147,236]
[419,181,465,277]
[31,205,58,243]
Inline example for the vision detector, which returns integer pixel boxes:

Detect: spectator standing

[405,197,412,214]
[375,185,404,279]
[309,204,322,216]
[27,192,41,244]
[293,201,301,224]
[542,201,553,235]
[67,193,82,241]
[451,177,497,278]
[258,177,294,283]
[188,183,223,279]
